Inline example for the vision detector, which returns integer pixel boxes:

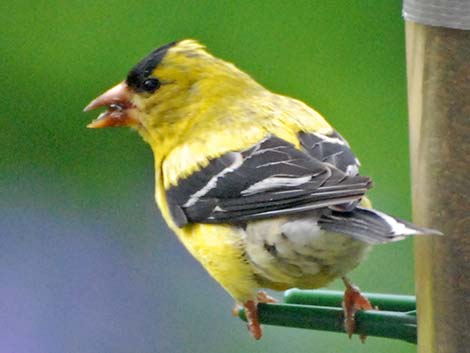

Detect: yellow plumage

[139,40,332,183]
[85,39,437,340]
[145,40,340,301]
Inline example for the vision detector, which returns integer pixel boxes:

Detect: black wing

[298,130,360,175]
[166,133,371,227]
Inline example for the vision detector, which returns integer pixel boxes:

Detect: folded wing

[166,133,372,227]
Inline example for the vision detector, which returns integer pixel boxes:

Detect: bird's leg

[244,300,262,340]
[257,290,278,303]
[341,276,376,342]
[232,291,276,339]
[231,300,262,339]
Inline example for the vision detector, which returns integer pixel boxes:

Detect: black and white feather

[166,132,371,227]
[298,131,360,176]
[318,206,441,244]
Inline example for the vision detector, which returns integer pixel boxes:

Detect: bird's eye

[141,78,161,93]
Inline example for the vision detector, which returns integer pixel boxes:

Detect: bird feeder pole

[404,1,470,352]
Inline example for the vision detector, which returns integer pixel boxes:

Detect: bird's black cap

[126,41,176,92]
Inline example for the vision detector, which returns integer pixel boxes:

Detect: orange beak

[84,81,139,128]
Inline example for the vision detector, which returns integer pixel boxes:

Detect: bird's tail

[319,206,442,244]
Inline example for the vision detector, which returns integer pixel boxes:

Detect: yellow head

[84,39,261,144]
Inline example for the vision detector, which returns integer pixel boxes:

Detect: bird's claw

[244,300,262,340]
[257,291,278,303]
[232,303,243,317]
[342,277,377,342]
[233,291,277,339]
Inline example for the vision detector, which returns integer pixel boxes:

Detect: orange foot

[231,303,242,317]
[232,291,278,340]
[257,290,278,304]
[342,277,377,342]
[244,300,262,340]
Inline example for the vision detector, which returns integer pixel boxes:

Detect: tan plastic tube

[406,21,470,353]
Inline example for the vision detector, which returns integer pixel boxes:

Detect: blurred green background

[1,1,415,352]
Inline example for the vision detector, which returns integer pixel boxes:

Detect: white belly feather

[244,212,371,286]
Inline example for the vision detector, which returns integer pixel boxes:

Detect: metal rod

[238,303,417,343]
[284,289,416,312]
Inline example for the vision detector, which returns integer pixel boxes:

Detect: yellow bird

[84,39,438,340]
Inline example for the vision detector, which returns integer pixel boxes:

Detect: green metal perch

[238,289,417,344]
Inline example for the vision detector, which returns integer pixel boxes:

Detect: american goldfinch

[84,39,439,340]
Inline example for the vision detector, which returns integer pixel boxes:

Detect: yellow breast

[150,91,338,302]
[155,168,258,302]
